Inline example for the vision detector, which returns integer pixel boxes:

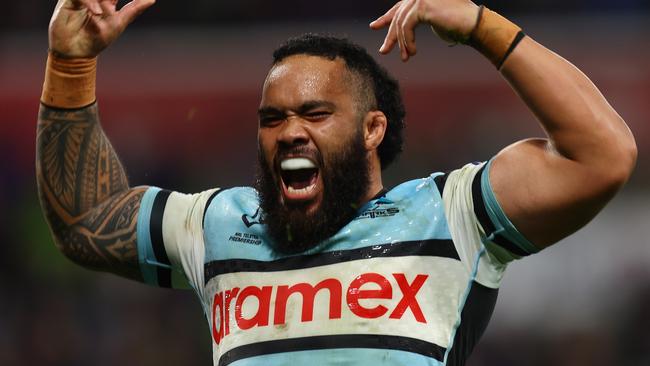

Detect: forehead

[261,55,353,106]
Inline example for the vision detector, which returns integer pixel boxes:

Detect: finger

[395,7,407,60]
[118,0,156,25]
[401,6,420,59]
[76,0,104,15]
[379,8,400,54]
[394,0,415,61]
[369,1,401,30]
[98,0,116,16]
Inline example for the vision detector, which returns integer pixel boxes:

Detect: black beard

[255,132,369,254]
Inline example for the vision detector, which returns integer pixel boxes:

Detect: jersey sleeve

[136,186,219,292]
[472,160,540,263]
[441,161,540,288]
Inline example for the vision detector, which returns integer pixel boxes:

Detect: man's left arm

[485,34,636,248]
[372,0,637,249]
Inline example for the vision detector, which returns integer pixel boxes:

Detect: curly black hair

[272,34,406,170]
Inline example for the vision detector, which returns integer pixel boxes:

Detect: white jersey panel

[161,189,219,296]
[208,255,466,362]
[442,163,506,289]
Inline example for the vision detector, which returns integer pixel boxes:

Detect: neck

[362,155,384,204]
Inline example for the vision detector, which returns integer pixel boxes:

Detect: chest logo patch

[211,272,429,344]
[356,198,400,220]
[242,207,264,227]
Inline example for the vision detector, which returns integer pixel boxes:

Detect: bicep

[489,138,620,248]
[60,187,148,282]
[62,186,213,286]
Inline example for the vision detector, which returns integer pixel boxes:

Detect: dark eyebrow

[257,106,283,118]
[258,100,336,117]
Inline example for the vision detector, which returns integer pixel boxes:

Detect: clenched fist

[49,0,155,58]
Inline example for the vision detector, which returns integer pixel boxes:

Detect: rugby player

[36,0,637,365]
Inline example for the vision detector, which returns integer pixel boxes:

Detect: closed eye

[259,115,285,127]
[296,101,335,121]
[303,111,332,121]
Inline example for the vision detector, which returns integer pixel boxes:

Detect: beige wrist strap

[41,53,97,109]
[469,6,524,69]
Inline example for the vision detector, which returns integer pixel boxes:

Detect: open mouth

[279,157,320,201]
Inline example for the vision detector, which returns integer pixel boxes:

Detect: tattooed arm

[37,105,146,280]
[36,0,156,281]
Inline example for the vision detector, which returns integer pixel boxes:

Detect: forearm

[498,34,637,176]
[37,52,130,217]
[36,56,144,280]
[36,103,131,209]
[478,16,636,246]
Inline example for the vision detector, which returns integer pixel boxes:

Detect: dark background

[3,0,649,29]
[1,1,649,365]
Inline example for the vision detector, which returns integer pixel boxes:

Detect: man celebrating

[37,0,636,365]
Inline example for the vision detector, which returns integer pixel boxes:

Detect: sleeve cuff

[473,159,540,261]
[137,187,174,287]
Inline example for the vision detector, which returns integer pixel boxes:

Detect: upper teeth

[280,158,316,170]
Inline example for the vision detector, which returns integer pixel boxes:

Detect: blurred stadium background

[1,1,649,365]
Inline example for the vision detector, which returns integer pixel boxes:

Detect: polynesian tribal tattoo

[36,104,144,281]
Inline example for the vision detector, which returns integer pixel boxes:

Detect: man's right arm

[37,0,155,281]
[37,104,147,281]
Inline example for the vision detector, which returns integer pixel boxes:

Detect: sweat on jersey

[136,161,538,366]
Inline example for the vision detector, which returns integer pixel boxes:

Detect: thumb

[118,0,156,25]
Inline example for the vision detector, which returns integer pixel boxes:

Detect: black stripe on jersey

[217,334,447,366]
[446,281,499,366]
[471,167,529,257]
[150,189,172,288]
[491,233,528,257]
[202,189,224,228]
[471,166,495,234]
[434,172,449,195]
[204,239,459,284]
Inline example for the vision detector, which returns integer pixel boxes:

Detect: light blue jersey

[137,162,538,366]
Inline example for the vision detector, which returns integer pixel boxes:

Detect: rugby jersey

[136,161,539,366]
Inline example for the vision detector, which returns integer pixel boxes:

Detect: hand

[370,0,479,61]
[49,0,156,58]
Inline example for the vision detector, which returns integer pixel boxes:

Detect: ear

[362,111,388,151]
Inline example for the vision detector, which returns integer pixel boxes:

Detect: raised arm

[371,0,637,248]
[37,0,155,280]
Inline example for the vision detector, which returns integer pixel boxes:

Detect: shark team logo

[242,207,264,227]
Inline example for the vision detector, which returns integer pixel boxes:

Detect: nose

[277,116,309,146]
